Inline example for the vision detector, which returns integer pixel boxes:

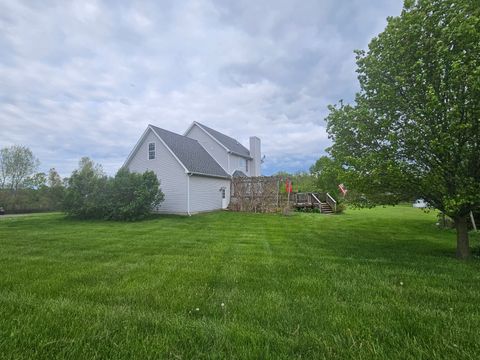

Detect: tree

[48,168,63,188]
[47,168,65,209]
[326,0,480,259]
[62,158,109,218]
[24,172,47,190]
[0,145,39,191]
[0,148,8,188]
[309,156,345,199]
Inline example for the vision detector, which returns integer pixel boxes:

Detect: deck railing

[326,192,337,213]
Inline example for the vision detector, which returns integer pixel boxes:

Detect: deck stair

[293,192,336,214]
[319,202,334,214]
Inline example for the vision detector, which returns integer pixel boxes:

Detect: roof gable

[191,122,251,158]
[149,125,230,179]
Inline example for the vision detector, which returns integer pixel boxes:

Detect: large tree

[309,156,345,199]
[0,145,39,191]
[326,0,480,259]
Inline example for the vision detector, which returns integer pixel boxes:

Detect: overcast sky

[0,0,403,176]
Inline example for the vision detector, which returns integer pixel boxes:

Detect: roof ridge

[149,124,196,140]
[149,124,230,179]
[150,124,205,146]
[194,122,251,158]
[195,122,242,145]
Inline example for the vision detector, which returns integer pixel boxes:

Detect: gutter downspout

[187,173,192,216]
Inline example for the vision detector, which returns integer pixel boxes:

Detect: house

[124,122,261,215]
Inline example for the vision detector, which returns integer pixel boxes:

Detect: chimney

[249,136,261,177]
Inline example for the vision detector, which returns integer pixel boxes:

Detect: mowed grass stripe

[0,207,479,359]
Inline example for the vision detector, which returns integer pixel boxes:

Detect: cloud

[0,0,403,177]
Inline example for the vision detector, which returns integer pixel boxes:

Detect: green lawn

[0,207,479,359]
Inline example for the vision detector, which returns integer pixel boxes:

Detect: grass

[0,206,479,359]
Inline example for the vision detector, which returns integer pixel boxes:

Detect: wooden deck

[292,192,336,214]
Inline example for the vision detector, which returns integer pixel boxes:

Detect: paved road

[0,213,31,219]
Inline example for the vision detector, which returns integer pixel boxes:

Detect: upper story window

[148,142,155,159]
[238,158,246,170]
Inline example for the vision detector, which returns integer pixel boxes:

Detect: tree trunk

[454,216,470,259]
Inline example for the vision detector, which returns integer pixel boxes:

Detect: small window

[238,158,246,170]
[220,187,226,199]
[148,142,155,160]
[246,160,248,172]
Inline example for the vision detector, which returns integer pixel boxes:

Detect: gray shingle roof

[150,125,230,179]
[232,170,247,177]
[195,122,251,158]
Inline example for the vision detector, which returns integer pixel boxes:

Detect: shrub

[62,158,109,219]
[63,159,164,221]
[334,202,346,214]
[106,168,164,221]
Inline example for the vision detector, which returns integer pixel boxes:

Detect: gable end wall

[126,129,188,214]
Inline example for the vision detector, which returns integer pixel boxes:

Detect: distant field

[0,207,479,359]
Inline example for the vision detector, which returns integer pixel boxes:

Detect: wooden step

[320,203,334,214]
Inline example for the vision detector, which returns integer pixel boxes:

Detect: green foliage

[0,146,64,212]
[23,172,47,190]
[274,171,317,193]
[106,168,164,221]
[326,0,480,257]
[62,158,109,219]
[0,145,39,191]
[0,208,479,358]
[46,168,65,209]
[63,158,164,220]
[309,156,345,200]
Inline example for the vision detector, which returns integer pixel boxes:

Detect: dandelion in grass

[400,281,404,286]
[221,303,225,307]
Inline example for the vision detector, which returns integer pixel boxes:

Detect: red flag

[286,179,293,193]
[338,183,347,196]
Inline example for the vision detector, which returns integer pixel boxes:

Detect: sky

[0,0,403,177]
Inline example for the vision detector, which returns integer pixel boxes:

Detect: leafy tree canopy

[0,145,39,191]
[309,156,345,200]
[326,0,480,258]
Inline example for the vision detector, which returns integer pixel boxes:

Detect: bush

[334,202,346,214]
[62,159,109,219]
[63,158,164,221]
[106,168,164,221]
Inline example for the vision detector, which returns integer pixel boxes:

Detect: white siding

[229,153,251,176]
[189,175,230,213]
[185,125,229,172]
[126,129,188,214]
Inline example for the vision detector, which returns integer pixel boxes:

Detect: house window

[220,187,226,199]
[246,160,248,172]
[148,142,155,159]
[238,158,246,170]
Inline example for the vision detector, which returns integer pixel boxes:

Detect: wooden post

[470,211,477,232]
[276,179,279,207]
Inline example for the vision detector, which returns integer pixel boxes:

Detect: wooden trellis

[229,176,289,213]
